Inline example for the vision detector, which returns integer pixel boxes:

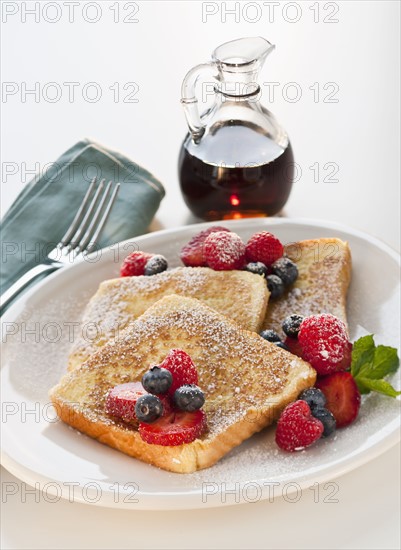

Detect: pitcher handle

[180,62,219,142]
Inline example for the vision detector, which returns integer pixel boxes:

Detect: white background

[1,0,400,250]
[1,1,400,549]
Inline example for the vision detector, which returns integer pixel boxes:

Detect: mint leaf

[358,345,399,380]
[351,334,375,378]
[355,378,374,395]
[351,335,400,398]
[356,377,401,398]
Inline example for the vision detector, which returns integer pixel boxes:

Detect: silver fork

[0,177,120,315]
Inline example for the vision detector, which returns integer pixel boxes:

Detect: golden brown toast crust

[68,267,269,371]
[51,295,315,473]
[263,238,351,336]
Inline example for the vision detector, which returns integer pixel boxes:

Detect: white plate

[1,218,400,510]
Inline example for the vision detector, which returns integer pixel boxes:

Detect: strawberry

[315,372,361,428]
[180,226,230,267]
[245,231,284,266]
[284,336,304,357]
[204,231,246,270]
[275,400,324,452]
[105,382,147,421]
[120,251,153,277]
[298,314,353,376]
[160,349,198,395]
[139,410,206,446]
[156,394,174,417]
[105,381,173,422]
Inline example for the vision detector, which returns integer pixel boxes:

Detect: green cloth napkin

[0,139,165,292]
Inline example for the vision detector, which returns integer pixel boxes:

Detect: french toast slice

[51,295,316,474]
[263,238,351,337]
[68,267,269,371]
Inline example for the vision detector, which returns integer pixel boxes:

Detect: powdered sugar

[263,240,350,337]
[2,289,92,401]
[60,295,312,439]
[69,267,266,369]
[204,231,246,270]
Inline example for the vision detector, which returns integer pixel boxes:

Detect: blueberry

[260,329,282,343]
[282,314,304,338]
[312,407,336,437]
[144,255,168,276]
[135,394,163,423]
[142,366,172,395]
[274,341,289,351]
[244,262,268,277]
[266,274,285,299]
[272,257,298,286]
[298,388,327,411]
[174,384,205,412]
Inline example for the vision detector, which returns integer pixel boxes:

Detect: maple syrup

[179,37,295,220]
[178,124,294,220]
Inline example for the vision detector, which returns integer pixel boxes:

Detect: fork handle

[0,263,60,316]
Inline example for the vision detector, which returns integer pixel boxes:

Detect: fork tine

[60,177,97,246]
[77,181,112,252]
[76,180,113,253]
[86,183,120,253]
[68,179,105,250]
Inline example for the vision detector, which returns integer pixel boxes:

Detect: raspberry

[180,226,230,267]
[120,251,153,277]
[204,231,246,270]
[275,400,324,452]
[298,314,352,376]
[245,231,284,266]
[160,349,199,395]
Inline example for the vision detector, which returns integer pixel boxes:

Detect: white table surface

[1,1,400,549]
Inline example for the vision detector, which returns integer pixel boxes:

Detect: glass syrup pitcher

[178,37,294,220]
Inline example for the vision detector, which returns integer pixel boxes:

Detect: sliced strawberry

[315,372,361,428]
[157,393,174,417]
[160,349,198,395]
[179,226,230,267]
[284,336,304,357]
[139,410,206,446]
[120,251,153,277]
[105,382,147,421]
